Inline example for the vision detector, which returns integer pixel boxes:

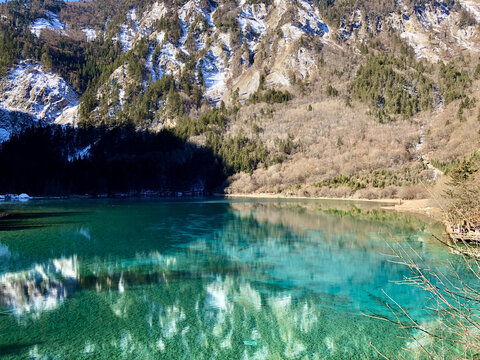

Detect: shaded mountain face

[0,0,479,197]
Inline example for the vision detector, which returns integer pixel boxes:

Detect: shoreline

[224,193,443,219]
[223,193,402,203]
[0,191,444,220]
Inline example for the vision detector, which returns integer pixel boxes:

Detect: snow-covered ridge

[0,61,79,124]
[0,108,38,143]
[29,11,68,38]
[336,1,479,61]
[238,3,268,48]
[106,0,333,104]
[54,0,480,122]
[390,1,479,60]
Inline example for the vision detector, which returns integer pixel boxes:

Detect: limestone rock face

[2,0,480,139]
[0,61,79,141]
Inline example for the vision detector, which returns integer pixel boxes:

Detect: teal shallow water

[0,198,460,359]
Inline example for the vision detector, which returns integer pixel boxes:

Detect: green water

[0,198,458,359]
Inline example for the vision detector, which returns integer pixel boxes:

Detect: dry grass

[222,46,480,200]
[422,80,480,168]
[224,69,432,198]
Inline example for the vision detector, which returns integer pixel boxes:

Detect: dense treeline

[175,108,271,175]
[314,167,429,190]
[0,9,41,76]
[352,55,433,121]
[439,61,471,105]
[0,108,275,196]
[0,125,225,196]
[351,53,476,122]
[206,131,269,174]
[247,89,292,105]
[317,0,394,24]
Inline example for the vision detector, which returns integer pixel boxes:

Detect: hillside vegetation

[0,0,479,199]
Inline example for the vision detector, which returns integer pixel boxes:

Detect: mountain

[0,0,479,197]
[0,61,79,123]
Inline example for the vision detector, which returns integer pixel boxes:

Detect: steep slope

[0,109,38,143]
[0,61,79,140]
[91,0,330,113]
[0,0,480,198]
[2,0,479,126]
[73,0,480,124]
[29,11,68,38]
[0,62,79,122]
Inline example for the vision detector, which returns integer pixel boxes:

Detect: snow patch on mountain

[145,47,157,82]
[157,43,183,74]
[414,1,450,30]
[68,144,93,162]
[156,31,165,44]
[55,105,79,125]
[177,0,217,54]
[296,0,329,37]
[0,61,79,124]
[114,8,139,51]
[401,31,435,59]
[460,0,480,22]
[118,89,126,107]
[218,32,231,50]
[82,28,97,42]
[127,7,138,22]
[179,0,209,24]
[140,1,167,30]
[29,12,67,38]
[0,128,9,143]
[339,9,363,40]
[238,3,268,49]
[200,49,229,103]
[266,72,290,87]
[281,24,305,41]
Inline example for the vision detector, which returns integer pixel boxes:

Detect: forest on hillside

[0,0,479,202]
[0,125,225,195]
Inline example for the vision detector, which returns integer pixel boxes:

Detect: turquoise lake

[0,198,461,359]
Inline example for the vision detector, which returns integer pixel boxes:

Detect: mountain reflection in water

[0,199,450,359]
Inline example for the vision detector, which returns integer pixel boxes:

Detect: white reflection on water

[206,280,229,311]
[0,201,446,358]
[0,256,78,316]
[160,304,186,339]
[0,249,430,358]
